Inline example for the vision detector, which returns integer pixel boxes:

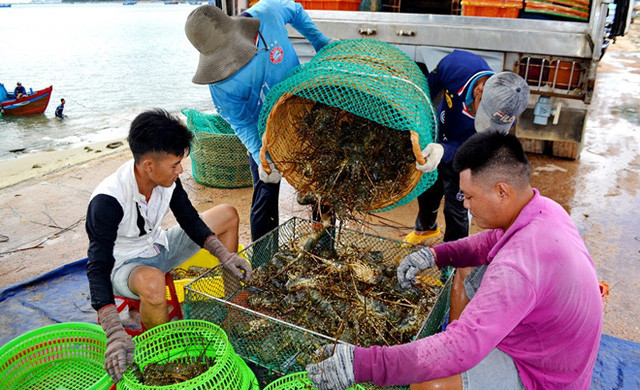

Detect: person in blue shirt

[55,98,65,119]
[185,0,332,241]
[14,82,27,99]
[406,51,529,245]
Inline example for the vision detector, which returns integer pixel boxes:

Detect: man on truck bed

[406,51,530,246]
[85,109,252,383]
[307,131,602,390]
[185,0,333,242]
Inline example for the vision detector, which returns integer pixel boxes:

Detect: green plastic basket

[238,354,261,390]
[182,109,253,189]
[0,322,111,390]
[264,371,366,390]
[119,319,253,390]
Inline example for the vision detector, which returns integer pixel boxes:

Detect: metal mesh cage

[185,218,452,389]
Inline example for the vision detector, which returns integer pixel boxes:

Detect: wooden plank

[552,140,580,159]
[519,137,545,154]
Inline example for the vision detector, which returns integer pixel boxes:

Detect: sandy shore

[0,138,129,190]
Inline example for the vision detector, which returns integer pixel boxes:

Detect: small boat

[0,84,53,116]
[122,0,137,4]
[0,3,12,7]
[164,1,178,4]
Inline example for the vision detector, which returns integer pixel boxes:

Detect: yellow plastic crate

[167,245,245,303]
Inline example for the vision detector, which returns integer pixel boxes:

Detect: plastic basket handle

[411,131,426,166]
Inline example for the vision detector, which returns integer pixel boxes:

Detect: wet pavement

[543,24,640,341]
[0,23,639,342]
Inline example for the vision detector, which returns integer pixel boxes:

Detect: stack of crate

[523,0,589,21]
[295,0,362,10]
[461,0,523,17]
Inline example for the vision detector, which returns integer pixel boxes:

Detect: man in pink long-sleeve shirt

[307,131,602,389]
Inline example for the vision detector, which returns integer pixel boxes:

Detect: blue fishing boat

[0,3,12,7]
[122,0,137,4]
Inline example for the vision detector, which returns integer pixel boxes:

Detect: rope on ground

[0,217,84,256]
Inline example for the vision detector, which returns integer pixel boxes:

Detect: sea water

[0,3,213,161]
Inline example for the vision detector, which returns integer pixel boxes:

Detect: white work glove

[97,304,135,383]
[204,235,252,282]
[258,160,282,184]
[397,248,436,289]
[416,143,444,173]
[306,344,356,390]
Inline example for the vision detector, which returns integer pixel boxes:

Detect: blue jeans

[414,160,469,242]
[249,156,281,242]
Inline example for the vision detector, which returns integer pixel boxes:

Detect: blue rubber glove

[306,344,355,390]
[397,248,436,289]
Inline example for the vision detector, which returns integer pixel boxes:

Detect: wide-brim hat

[185,4,260,85]
[475,72,530,134]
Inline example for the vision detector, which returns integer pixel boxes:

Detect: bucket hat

[185,4,260,84]
[475,72,530,134]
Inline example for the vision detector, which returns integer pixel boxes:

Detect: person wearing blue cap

[185,1,333,241]
[405,51,530,246]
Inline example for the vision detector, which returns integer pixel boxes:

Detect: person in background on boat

[85,109,252,383]
[55,98,65,119]
[307,131,603,390]
[14,82,27,99]
[403,51,530,247]
[185,0,333,241]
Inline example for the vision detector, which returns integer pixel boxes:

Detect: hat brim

[474,102,513,134]
[191,17,260,85]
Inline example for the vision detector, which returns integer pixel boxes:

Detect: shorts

[463,264,488,300]
[461,348,525,390]
[111,226,201,299]
[460,265,525,389]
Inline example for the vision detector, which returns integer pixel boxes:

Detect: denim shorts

[461,265,525,389]
[111,226,201,299]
